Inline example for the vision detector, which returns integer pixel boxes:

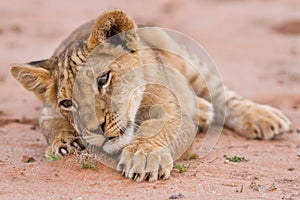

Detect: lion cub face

[73,43,143,143]
[10,10,147,149]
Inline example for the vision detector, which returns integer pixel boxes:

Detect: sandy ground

[0,0,300,199]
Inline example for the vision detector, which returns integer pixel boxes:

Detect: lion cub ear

[10,59,55,103]
[88,9,138,51]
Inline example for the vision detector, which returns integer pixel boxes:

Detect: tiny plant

[173,163,190,173]
[22,155,36,163]
[27,157,36,163]
[189,154,198,160]
[81,161,98,170]
[48,153,61,161]
[226,156,248,163]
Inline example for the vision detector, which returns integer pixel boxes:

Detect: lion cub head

[11,10,154,153]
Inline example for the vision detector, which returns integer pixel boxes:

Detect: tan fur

[10,10,290,181]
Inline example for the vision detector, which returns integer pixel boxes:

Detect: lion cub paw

[196,97,214,131]
[46,131,85,159]
[117,146,173,182]
[232,104,290,140]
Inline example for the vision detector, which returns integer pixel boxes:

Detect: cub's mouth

[102,120,136,154]
[81,116,136,155]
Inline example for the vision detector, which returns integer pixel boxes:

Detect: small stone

[0,159,5,166]
[287,129,294,134]
[169,192,184,199]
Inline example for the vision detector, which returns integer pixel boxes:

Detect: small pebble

[0,159,4,166]
[169,192,184,199]
[288,167,295,171]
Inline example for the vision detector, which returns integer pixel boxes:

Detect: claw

[117,147,173,181]
[59,147,68,155]
[71,140,85,150]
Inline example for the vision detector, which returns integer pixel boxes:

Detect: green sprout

[27,157,36,163]
[81,161,98,170]
[226,156,248,163]
[189,154,198,160]
[48,153,61,161]
[173,163,191,173]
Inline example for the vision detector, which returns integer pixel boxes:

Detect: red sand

[0,0,299,199]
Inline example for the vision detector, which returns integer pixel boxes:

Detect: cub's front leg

[225,91,291,139]
[117,115,197,181]
[117,139,173,182]
[39,106,85,158]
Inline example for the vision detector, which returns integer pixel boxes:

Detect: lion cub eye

[59,100,73,109]
[97,72,110,90]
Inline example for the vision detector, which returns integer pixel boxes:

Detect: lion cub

[11,10,290,181]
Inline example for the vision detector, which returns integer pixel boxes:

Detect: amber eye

[97,72,110,90]
[59,100,73,109]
